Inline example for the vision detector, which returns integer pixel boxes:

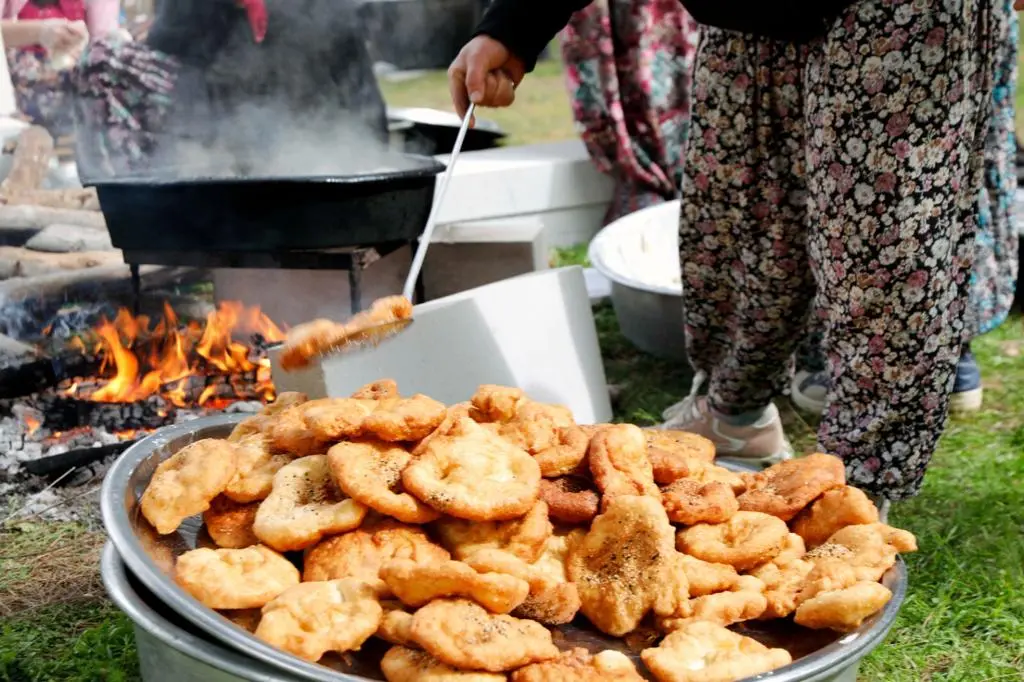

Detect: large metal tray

[101,415,907,682]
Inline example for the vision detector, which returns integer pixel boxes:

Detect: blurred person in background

[73,0,387,180]
[791,0,1020,417]
[559,0,697,224]
[2,0,122,135]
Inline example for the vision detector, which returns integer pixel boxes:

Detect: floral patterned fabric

[798,0,1019,372]
[560,0,698,224]
[680,0,1006,500]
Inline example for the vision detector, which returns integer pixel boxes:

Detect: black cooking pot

[87,154,446,253]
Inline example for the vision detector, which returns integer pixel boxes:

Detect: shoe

[867,492,891,523]
[660,372,794,465]
[948,349,983,413]
[791,369,829,415]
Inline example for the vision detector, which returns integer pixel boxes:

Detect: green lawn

[1,57,1023,681]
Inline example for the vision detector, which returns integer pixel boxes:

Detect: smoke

[80,0,426,181]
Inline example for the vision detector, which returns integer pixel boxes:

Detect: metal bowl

[588,201,686,361]
[102,416,907,682]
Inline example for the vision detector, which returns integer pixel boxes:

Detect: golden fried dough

[791,486,880,547]
[302,398,378,441]
[511,648,644,681]
[498,401,588,478]
[805,523,916,582]
[470,385,527,422]
[538,476,600,524]
[464,539,581,625]
[410,599,559,672]
[253,455,368,552]
[141,438,238,535]
[677,511,789,571]
[351,379,400,400]
[749,557,815,619]
[175,545,299,610]
[376,604,416,647]
[434,500,552,563]
[266,403,330,456]
[588,424,661,509]
[657,575,767,631]
[203,495,260,549]
[645,429,716,484]
[221,608,262,633]
[328,440,440,524]
[661,479,739,525]
[255,579,383,661]
[363,394,449,442]
[227,392,308,442]
[278,295,413,371]
[380,558,529,614]
[402,416,541,521]
[677,554,739,597]
[794,580,893,632]
[302,520,449,591]
[223,435,292,504]
[381,646,507,682]
[567,495,688,636]
[677,460,746,494]
[640,621,792,682]
[737,453,846,521]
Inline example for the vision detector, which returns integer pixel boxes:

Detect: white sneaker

[791,369,829,415]
[661,372,794,465]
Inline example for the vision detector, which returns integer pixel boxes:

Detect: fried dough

[141,438,238,535]
[175,545,299,610]
[329,440,441,523]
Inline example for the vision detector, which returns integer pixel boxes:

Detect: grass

[2,57,1023,680]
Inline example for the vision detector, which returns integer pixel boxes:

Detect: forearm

[474,0,593,71]
[86,0,122,37]
[1,20,43,48]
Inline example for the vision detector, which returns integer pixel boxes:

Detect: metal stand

[130,263,141,315]
[122,242,410,316]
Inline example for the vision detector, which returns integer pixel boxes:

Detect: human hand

[39,19,88,55]
[448,35,525,119]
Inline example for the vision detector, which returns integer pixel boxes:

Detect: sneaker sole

[949,388,983,414]
[790,390,827,416]
[717,450,794,468]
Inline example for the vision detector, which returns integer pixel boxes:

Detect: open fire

[57,301,285,410]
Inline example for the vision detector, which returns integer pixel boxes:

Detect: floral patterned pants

[798,0,1019,372]
[680,0,1005,500]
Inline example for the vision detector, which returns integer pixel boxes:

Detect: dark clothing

[475,0,855,70]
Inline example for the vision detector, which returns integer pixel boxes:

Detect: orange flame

[70,301,285,407]
[23,415,41,436]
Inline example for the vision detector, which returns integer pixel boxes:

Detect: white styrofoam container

[270,266,613,424]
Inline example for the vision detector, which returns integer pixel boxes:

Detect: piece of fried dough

[677,510,789,571]
[328,440,440,524]
[677,554,739,597]
[361,394,448,442]
[677,460,746,494]
[203,495,260,549]
[434,500,551,562]
[657,576,767,632]
[511,648,644,681]
[255,579,383,662]
[302,398,378,441]
[464,535,581,625]
[737,453,846,521]
[381,646,507,682]
[278,296,413,371]
[749,558,815,619]
[402,416,541,521]
[661,479,738,525]
[227,392,308,442]
[351,379,400,400]
[303,520,449,591]
[645,430,716,484]
[794,580,893,632]
[253,455,368,552]
[223,435,292,504]
[498,401,588,478]
[380,559,529,614]
[588,424,660,509]
[376,604,416,646]
[141,439,238,535]
[640,621,791,682]
[470,385,528,422]
[175,545,299,610]
[265,403,330,457]
[805,523,916,582]
[791,486,880,548]
[410,599,559,672]
[538,476,600,524]
[567,495,688,636]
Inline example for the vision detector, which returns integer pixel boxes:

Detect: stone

[0,246,122,280]
[24,223,114,253]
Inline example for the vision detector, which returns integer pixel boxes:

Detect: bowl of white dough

[588,200,686,361]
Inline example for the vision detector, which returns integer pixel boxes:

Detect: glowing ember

[65,301,285,407]
[23,415,41,436]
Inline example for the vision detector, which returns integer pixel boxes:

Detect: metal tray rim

[101,414,907,682]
